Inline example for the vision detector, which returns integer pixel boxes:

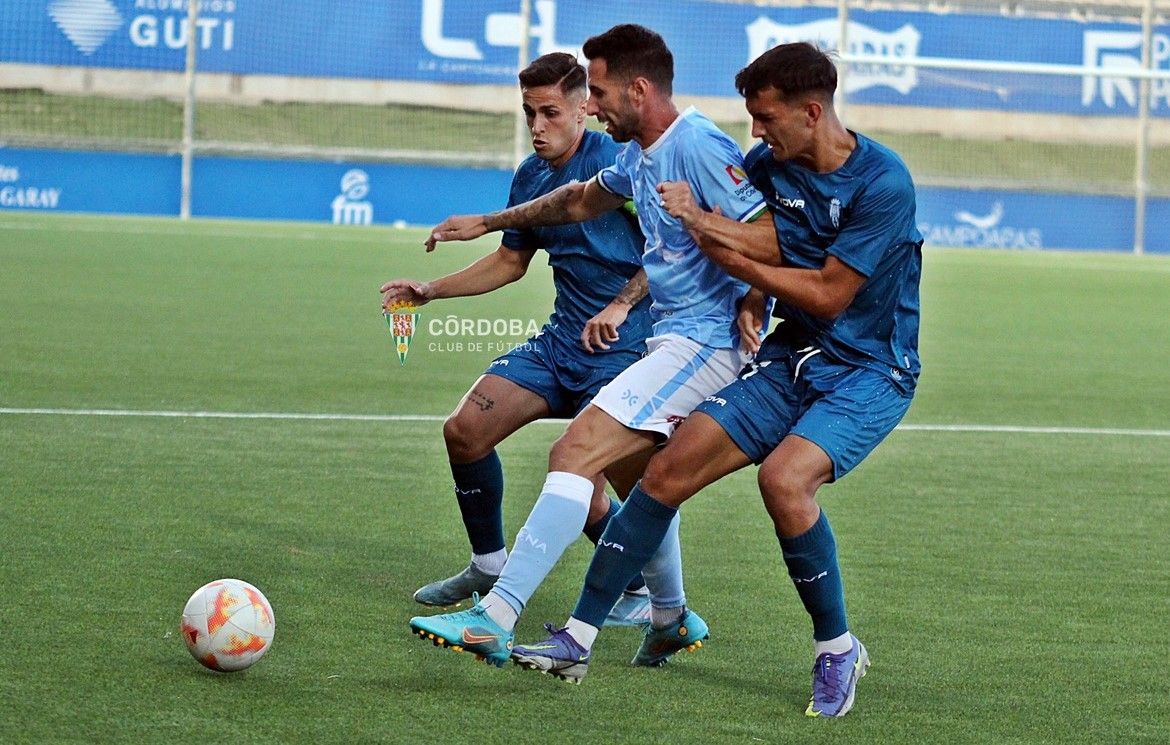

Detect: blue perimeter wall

[1,147,1166,254]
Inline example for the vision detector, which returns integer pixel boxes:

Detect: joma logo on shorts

[703,395,727,406]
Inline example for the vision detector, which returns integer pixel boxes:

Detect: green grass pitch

[1,213,1168,744]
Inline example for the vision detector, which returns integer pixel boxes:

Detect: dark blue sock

[583,496,647,594]
[778,509,848,641]
[450,450,505,555]
[572,484,675,628]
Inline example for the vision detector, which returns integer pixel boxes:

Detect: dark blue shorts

[484,332,643,418]
[694,336,913,480]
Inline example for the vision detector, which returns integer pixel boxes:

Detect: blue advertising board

[0,147,180,215]
[915,186,1145,253]
[190,156,513,224]
[3,1,1167,117]
[2,147,1167,253]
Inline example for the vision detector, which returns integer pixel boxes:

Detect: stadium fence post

[1133,0,1155,255]
[512,0,533,170]
[180,0,200,220]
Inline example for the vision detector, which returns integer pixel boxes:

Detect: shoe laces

[812,651,849,700]
[453,593,487,621]
[539,623,584,654]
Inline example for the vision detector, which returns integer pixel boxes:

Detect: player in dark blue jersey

[380,53,653,624]
[512,42,922,719]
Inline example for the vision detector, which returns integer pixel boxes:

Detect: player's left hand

[657,181,703,229]
[580,301,629,353]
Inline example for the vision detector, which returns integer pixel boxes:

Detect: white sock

[650,604,685,629]
[480,591,520,632]
[471,549,507,575]
[565,616,599,651]
[814,631,853,657]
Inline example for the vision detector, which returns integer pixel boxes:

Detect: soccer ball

[181,578,275,672]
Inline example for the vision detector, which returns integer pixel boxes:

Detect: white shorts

[589,334,750,438]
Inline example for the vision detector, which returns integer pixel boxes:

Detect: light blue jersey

[596,107,766,349]
[744,132,923,391]
[502,129,652,356]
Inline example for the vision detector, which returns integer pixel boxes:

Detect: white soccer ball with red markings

[181,578,275,672]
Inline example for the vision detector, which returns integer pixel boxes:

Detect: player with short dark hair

[381,52,654,627]
[581,23,674,96]
[512,42,923,719]
[409,24,775,673]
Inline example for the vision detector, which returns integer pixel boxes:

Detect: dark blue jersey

[745,132,923,391]
[501,129,651,355]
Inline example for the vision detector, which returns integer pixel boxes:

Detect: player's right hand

[425,215,489,251]
[580,301,629,353]
[380,279,433,309]
[736,289,766,356]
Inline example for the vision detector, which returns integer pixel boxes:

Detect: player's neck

[547,128,587,170]
[634,99,680,150]
[805,121,856,173]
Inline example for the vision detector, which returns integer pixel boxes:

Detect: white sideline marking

[0,220,408,243]
[1,407,1168,437]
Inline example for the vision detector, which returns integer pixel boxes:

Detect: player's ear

[629,76,650,105]
[804,98,823,127]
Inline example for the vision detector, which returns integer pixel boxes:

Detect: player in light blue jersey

[411,25,773,673]
[382,53,653,624]
[512,43,922,719]
[595,107,764,350]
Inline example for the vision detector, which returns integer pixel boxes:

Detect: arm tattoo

[483,183,579,232]
[613,269,649,306]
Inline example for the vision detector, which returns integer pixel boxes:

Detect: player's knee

[548,428,590,472]
[757,466,811,516]
[639,451,690,505]
[442,412,489,462]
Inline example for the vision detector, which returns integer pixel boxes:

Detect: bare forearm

[718,252,843,319]
[612,269,648,307]
[431,249,529,300]
[690,211,780,265]
[484,182,592,232]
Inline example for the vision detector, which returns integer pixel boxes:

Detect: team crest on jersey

[829,197,842,229]
[384,301,420,366]
[725,165,747,185]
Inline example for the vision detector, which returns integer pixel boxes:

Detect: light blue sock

[639,512,685,611]
[491,471,593,615]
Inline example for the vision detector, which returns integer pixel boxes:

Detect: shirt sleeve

[501,163,538,251]
[686,131,767,222]
[827,168,916,277]
[595,147,634,199]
